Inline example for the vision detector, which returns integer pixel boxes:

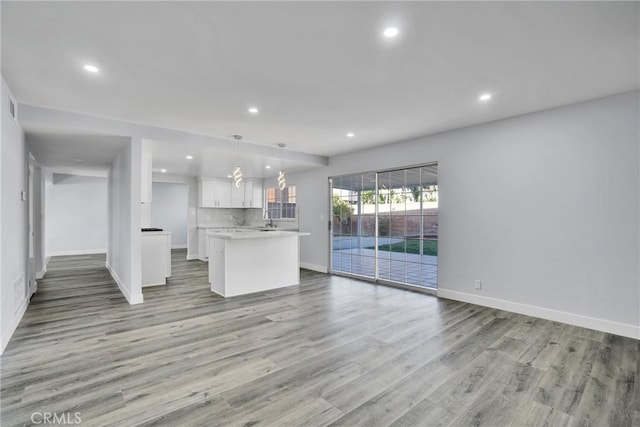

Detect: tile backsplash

[197,208,298,229]
[197,208,247,227]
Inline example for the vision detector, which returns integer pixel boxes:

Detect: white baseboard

[437,289,640,340]
[0,294,30,355]
[105,262,143,305]
[48,249,106,256]
[171,244,187,249]
[130,293,143,304]
[300,262,328,273]
[142,278,167,287]
[186,254,199,260]
[37,256,51,279]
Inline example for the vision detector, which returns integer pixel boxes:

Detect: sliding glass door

[330,172,377,279]
[377,165,438,288]
[330,164,438,289]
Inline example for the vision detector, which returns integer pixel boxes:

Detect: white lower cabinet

[141,232,171,286]
[198,228,209,261]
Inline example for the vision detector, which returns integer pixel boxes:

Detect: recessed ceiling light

[347,132,355,138]
[383,27,399,38]
[478,93,492,102]
[83,64,99,73]
[248,107,259,114]
[227,174,232,178]
[160,169,167,173]
[72,158,83,162]
[185,155,193,160]
[265,165,271,169]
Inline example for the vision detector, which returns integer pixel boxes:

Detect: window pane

[264,185,296,220]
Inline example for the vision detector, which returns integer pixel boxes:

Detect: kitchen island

[207,229,310,297]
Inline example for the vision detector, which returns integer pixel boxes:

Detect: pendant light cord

[277,143,286,191]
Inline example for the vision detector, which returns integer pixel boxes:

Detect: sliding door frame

[329,162,438,296]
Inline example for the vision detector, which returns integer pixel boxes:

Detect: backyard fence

[333,208,438,238]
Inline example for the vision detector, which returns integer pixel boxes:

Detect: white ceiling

[26,131,128,176]
[2,2,639,173]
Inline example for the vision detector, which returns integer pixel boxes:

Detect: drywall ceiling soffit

[20,103,329,179]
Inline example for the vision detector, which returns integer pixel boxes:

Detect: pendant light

[277,143,286,191]
[232,135,243,187]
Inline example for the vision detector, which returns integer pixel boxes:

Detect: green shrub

[333,196,353,222]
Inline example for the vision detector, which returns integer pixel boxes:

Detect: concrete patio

[331,247,438,288]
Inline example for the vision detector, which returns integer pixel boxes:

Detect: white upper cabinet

[244,179,263,208]
[199,179,214,207]
[199,178,232,208]
[214,180,232,207]
[199,178,263,208]
[231,181,245,208]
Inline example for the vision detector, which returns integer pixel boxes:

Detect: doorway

[330,164,438,290]
[150,182,189,249]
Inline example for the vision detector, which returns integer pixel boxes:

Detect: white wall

[187,177,198,259]
[1,76,31,354]
[106,138,142,304]
[151,182,188,248]
[140,138,153,228]
[0,78,3,353]
[140,203,151,229]
[293,90,640,338]
[45,174,107,256]
[152,174,198,259]
[33,166,46,278]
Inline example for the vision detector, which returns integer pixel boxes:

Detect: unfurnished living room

[1,1,639,426]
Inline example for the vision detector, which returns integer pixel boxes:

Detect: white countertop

[141,231,171,236]
[206,229,309,240]
[199,226,299,231]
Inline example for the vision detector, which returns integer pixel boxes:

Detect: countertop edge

[206,230,310,240]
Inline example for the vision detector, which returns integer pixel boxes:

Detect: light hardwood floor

[1,250,638,426]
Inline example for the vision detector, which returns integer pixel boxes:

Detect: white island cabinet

[198,228,213,261]
[207,230,310,297]
[141,231,171,286]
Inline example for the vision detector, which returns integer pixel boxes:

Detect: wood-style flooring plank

[1,250,637,426]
